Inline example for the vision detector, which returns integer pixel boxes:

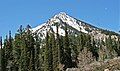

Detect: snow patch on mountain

[32,23,46,32]
[32,12,90,38]
[53,12,88,33]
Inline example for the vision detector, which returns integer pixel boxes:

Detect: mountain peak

[32,12,89,38]
[58,12,67,15]
[53,12,69,19]
[56,12,68,16]
[32,12,119,40]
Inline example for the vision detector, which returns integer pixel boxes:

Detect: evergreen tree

[59,36,64,64]
[25,25,35,71]
[13,25,26,71]
[114,36,120,56]
[117,36,120,56]
[44,32,55,71]
[69,35,78,67]
[2,31,14,71]
[79,33,87,49]
[44,32,49,71]
[14,25,27,71]
[1,36,8,71]
[1,36,7,71]
[34,33,41,71]
[56,22,60,63]
[50,22,61,71]
[13,33,22,71]
[77,33,82,52]
[48,33,54,71]
[105,35,113,58]
[13,25,28,71]
[8,31,14,71]
[91,37,99,61]
[85,34,91,48]
[51,32,59,71]
[64,24,72,70]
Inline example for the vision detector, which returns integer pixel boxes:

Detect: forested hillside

[0,23,120,71]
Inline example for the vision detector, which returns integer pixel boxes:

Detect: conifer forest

[0,24,120,71]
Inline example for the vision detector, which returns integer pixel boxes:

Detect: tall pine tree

[44,32,49,71]
[1,36,7,71]
[64,24,72,70]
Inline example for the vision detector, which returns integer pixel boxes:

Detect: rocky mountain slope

[32,12,119,40]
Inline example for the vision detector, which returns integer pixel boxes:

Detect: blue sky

[0,0,119,38]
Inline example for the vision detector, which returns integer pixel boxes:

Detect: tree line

[0,24,120,71]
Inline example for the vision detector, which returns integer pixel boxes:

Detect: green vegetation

[0,24,120,71]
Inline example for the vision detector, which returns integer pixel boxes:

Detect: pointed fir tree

[8,31,14,71]
[25,25,35,71]
[105,34,113,58]
[91,37,99,61]
[51,32,59,71]
[12,33,22,71]
[48,33,54,71]
[15,25,27,71]
[1,36,7,71]
[34,33,42,71]
[64,24,72,70]
[2,31,14,71]
[77,34,82,52]
[59,36,64,64]
[114,36,120,56]
[1,35,8,71]
[117,36,120,56]
[44,31,49,71]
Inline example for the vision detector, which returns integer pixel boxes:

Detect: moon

[105,8,108,10]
